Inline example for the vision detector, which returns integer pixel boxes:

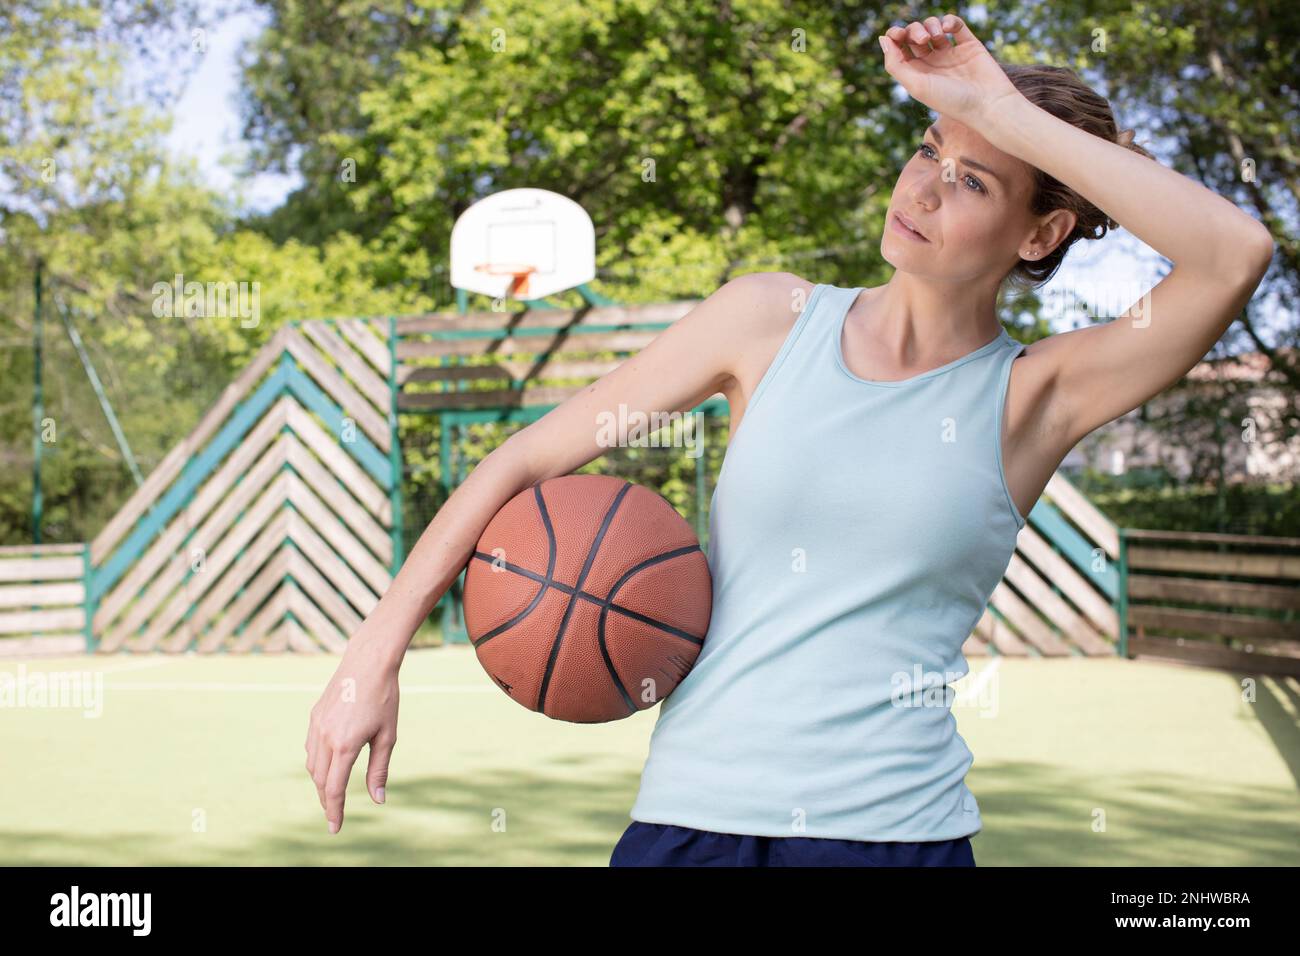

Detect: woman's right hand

[305,624,401,834]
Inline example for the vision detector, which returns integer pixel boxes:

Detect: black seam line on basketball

[473,485,559,646]
[468,548,705,646]
[537,480,634,716]
[598,546,712,717]
[597,601,639,717]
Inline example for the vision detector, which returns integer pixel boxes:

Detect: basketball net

[474,263,539,300]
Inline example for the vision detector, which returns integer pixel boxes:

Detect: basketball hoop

[474,263,539,299]
[451,189,595,301]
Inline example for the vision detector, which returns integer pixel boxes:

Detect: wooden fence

[967,472,1120,658]
[0,543,90,658]
[1122,529,1300,675]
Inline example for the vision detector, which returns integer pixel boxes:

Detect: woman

[304,14,1273,865]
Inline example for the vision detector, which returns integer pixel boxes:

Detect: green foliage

[1071,468,1300,536]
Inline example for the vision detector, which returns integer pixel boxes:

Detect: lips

[892,211,929,242]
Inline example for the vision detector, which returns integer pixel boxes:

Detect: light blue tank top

[629,282,1028,841]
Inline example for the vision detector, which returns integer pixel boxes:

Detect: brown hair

[999,63,1157,293]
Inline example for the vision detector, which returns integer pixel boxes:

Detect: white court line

[103,681,496,693]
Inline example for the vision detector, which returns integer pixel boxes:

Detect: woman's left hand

[879,14,1022,128]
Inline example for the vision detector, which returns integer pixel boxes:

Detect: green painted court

[3,649,1297,866]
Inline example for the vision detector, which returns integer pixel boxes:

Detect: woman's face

[882,115,1045,282]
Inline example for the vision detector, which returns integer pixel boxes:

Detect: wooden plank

[284,436,392,565]
[988,580,1075,655]
[0,582,84,609]
[285,403,391,524]
[284,471,391,596]
[94,405,290,632]
[1124,529,1300,547]
[1128,605,1300,643]
[399,384,729,412]
[157,497,294,653]
[96,438,288,639]
[971,606,1034,655]
[286,550,365,641]
[229,585,290,653]
[1128,635,1300,677]
[1127,574,1300,611]
[286,513,380,619]
[262,616,293,653]
[1127,547,1300,578]
[155,510,292,654]
[0,557,84,583]
[285,329,390,451]
[0,607,85,635]
[301,320,391,415]
[0,543,85,556]
[285,617,322,653]
[396,329,661,360]
[194,549,291,653]
[0,635,86,658]
[1013,527,1119,639]
[1004,554,1114,654]
[92,325,292,564]
[266,615,321,654]
[1045,473,1119,558]
[400,384,585,411]
[338,319,391,376]
[394,300,695,335]
[287,585,349,652]
[112,493,292,653]
[398,357,622,386]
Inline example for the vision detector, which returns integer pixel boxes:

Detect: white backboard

[450,188,596,300]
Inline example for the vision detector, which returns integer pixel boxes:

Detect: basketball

[462,473,713,723]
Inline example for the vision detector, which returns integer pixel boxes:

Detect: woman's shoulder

[719,272,819,335]
[724,270,817,303]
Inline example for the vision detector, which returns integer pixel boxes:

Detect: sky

[162,5,300,213]
[157,7,1163,329]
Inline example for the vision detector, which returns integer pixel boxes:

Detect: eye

[917,142,987,194]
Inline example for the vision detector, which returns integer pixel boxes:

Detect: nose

[906,175,940,211]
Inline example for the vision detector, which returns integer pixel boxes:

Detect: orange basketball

[462,474,713,723]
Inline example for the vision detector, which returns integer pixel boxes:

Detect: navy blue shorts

[610,821,976,867]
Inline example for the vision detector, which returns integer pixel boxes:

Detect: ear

[1021,208,1077,259]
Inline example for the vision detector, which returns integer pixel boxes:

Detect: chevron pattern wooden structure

[86,319,400,654]
[965,474,1121,658]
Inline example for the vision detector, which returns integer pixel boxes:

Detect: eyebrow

[926,126,1006,188]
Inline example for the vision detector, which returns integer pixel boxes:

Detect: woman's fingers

[884,25,921,60]
[887,13,972,59]
[366,732,396,805]
[324,745,360,834]
[943,14,978,46]
[904,21,934,55]
[311,737,331,812]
